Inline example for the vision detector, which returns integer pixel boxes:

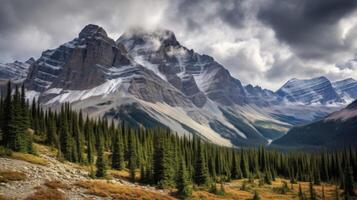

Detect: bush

[252,191,261,200]
[0,170,26,183]
[273,181,290,194]
[0,146,12,157]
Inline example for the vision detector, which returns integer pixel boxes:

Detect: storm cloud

[0,0,356,90]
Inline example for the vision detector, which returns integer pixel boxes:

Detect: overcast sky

[1,0,357,90]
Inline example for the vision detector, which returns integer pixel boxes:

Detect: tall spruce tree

[343,167,356,198]
[95,141,106,178]
[128,131,137,182]
[194,140,209,186]
[176,158,192,199]
[111,131,124,170]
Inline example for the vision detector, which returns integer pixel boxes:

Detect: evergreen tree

[309,181,317,200]
[176,159,192,199]
[194,140,209,186]
[335,184,340,200]
[299,183,305,200]
[253,191,261,200]
[95,142,106,178]
[111,131,124,170]
[343,167,356,198]
[128,132,136,182]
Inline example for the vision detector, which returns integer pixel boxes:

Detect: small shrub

[11,152,48,166]
[0,170,26,183]
[44,180,69,190]
[273,181,290,194]
[241,181,251,191]
[252,191,261,200]
[24,188,66,200]
[0,146,12,157]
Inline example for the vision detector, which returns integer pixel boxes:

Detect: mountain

[23,24,290,147]
[332,78,357,101]
[0,24,353,147]
[244,84,282,107]
[276,76,342,104]
[0,58,34,83]
[117,29,247,107]
[272,99,357,148]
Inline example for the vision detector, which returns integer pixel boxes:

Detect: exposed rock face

[244,84,282,107]
[276,76,342,104]
[117,29,247,107]
[0,58,34,82]
[332,78,357,101]
[25,24,191,107]
[26,24,131,92]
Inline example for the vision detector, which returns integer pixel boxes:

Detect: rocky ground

[0,145,172,200]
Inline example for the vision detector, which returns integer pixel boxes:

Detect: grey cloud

[0,0,356,90]
[258,0,357,60]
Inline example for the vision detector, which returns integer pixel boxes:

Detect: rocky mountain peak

[78,24,108,39]
[118,28,180,51]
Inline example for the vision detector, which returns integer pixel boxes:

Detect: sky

[1,0,357,90]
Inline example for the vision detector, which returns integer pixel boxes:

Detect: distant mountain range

[1,24,356,147]
[273,99,357,148]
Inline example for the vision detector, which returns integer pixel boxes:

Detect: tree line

[0,82,356,199]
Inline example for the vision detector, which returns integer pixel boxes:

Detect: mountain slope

[276,76,342,104]
[272,99,357,148]
[0,58,34,83]
[117,29,247,107]
[332,78,357,101]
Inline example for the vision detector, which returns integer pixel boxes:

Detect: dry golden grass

[76,180,177,200]
[109,169,141,181]
[44,180,70,190]
[24,188,66,200]
[0,195,13,200]
[0,170,26,183]
[11,152,49,166]
[33,143,57,157]
[191,178,344,200]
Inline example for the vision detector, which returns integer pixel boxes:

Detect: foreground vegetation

[0,81,356,199]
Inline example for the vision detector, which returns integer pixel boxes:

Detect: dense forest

[0,82,356,199]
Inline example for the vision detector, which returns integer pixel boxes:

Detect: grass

[24,188,66,200]
[189,178,345,200]
[11,152,49,166]
[76,180,176,200]
[0,170,26,183]
[0,195,13,200]
[44,180,70,190]
[33,143,57,157]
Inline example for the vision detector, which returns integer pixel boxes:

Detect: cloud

[258,0,357,61]
[0,0,356,90]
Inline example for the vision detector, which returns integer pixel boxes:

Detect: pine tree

[299,183,305,200]
[59,109,73,161]
[2,81,12,148]
[343,167,356,198]
[253,191,261,200]
[111,132,124,170]
[95,142,106,178]
[322,184,325,200]
[309,181,317,200]
[128,132,136,182]
[335,184,340,200]
[231,151,240,179]
[176,159,192,199]
[194,140,209,186]
[240,151,249,178]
